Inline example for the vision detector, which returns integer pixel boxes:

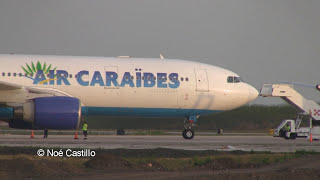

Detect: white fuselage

[0,54,258,117]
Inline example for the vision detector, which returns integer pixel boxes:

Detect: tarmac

[0,134,319,152]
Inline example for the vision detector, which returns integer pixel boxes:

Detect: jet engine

[9,96,81,129]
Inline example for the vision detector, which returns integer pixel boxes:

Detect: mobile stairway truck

[260,84,320,140]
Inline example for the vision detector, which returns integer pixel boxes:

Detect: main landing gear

[182,116,198,139]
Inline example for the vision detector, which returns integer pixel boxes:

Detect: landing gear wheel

[182,129,194,139]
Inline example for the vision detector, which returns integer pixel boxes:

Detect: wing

[0,81,22,91]
[0,81,74,105]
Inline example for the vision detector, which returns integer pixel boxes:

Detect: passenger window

[69,74,72,78]
[131,76,134,80]
[13,73,17,77]
[181,77,184,81]
[8,73,11,77]
[2,72,5,76]
[227,76,233,83]
[186,77,189,81]
[19,73,22,77]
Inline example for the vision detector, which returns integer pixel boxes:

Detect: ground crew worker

[43,129,48,138]
[285,123,291,132]
[82,122,88,139]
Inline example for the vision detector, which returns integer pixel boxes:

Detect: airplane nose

[247,85,259,102]
[225,83,258,108]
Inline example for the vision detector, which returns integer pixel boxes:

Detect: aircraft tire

[182,129,194,139]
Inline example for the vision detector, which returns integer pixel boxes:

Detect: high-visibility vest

[83,124,88,131]
[285,126,290,131]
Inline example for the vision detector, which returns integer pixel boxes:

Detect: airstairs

[260,84,320,121]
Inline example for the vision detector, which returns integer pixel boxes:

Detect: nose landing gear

[182,115,198,139]
[182,129,194,139]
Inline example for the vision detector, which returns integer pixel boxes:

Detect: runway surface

[0,135,319,152]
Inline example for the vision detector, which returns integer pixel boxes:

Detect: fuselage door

[194,68,209,92]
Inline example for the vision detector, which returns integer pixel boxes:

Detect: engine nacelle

[10,96,81,129]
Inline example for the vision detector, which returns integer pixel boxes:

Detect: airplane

[0,54,258,139]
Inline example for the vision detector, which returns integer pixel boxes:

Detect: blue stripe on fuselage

[81,107,222,117]
[0,107,221,119]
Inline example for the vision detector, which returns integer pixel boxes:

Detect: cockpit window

[227,76,241,83]
[234,77,240,83]
[227,76,233,83]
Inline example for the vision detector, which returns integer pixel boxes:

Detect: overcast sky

[0,0,319,105]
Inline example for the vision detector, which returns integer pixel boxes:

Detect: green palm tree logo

[21,61,56,77]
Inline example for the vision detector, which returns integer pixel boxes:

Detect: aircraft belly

[81,106,221,117]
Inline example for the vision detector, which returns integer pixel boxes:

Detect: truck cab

[274,119,319,140]
[274,119,297,139]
